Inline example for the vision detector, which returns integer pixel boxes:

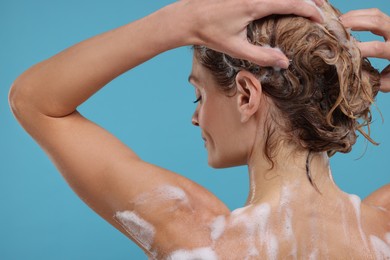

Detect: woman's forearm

[10,0,325,119]
[11,2,191,117]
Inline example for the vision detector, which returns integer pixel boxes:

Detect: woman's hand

[181,0,324,68]
[340,8,390,92]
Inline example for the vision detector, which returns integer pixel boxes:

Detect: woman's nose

[192,110,199,126]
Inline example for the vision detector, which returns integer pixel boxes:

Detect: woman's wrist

[153,1,202,49]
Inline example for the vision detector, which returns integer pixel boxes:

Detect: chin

[207,155,245,169]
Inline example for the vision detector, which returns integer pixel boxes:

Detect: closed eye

[193,96,202,104]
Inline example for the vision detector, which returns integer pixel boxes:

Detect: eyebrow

[188,74,199,85]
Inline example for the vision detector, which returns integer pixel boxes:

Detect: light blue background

[1,1,389,259]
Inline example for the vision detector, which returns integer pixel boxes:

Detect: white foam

[283,208,293,238]
[370,235,390,259]
[304,0,325,21]
[231,204,272,257]
[386,233,390,245]
[254,203,271,244]
[114,211,155,251]
[339,199,350,242]
[221,54,237,78]
[279,185,297,257]
[308,210,320,254]
[266,233,279,260]
[280,185,292,207]
[167,247,218,260]
[260,44,285,71]
[308,249,318,260]
[248,170,256,204]
[231,206,250,221]
[349,194,369,248]
[272,66,282,72]
[158,185,188,202]
[247,246,259,259]
[210,215,226,241]
[135,185,189,205]
[283,207,298,258]
[133,185,191,213]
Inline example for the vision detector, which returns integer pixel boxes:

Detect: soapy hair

[194,2,380,162]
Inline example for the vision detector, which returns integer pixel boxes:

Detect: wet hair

[193,1,380,165]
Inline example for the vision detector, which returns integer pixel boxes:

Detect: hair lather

[194,2,380,162]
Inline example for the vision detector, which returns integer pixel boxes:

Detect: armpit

[113,184,228,258]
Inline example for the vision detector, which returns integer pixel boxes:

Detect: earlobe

[235,71,262,123]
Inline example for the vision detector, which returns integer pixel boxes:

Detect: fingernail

[316,0,325,7]
[304,0,325,24]
[276,60,289,69]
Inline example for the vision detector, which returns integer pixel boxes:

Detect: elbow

[9,80,24,117]
[9,72,75,119]
[8,78,32,119]
[8,75,42,126]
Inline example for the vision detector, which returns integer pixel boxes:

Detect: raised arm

[8,0,323,257]
[340,9,390,214]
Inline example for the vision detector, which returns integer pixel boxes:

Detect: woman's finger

[340,9,390,93]
[251,0,324,24]
[341,8,383,17]
[229,40,289,68]
[381,65,390,93]
[340,8,390,21]
[357,42,390,60]
[340,14,390,40]
[310,0,324,7]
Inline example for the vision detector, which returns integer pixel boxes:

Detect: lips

[201,134,207,147]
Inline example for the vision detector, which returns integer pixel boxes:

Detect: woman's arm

[8,0,323,256]
[9,0,324,117]
[340,9,390,213]
[364,184,390,212]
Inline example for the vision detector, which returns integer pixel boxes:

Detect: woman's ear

[235,70,262,123]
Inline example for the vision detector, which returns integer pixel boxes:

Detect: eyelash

[193,96,202,104]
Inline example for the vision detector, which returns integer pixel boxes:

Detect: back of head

[194,1,380,158]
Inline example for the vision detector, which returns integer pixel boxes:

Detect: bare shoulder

[112,169,230,259]
[364,184,390,213]
[363,184,390,234]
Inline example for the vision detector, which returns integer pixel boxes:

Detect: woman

[9,0,390,259]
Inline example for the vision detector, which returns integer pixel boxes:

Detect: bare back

[212,195,390,259]
[114,181,390,259]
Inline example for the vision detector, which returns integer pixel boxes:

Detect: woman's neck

[245,144,341,206]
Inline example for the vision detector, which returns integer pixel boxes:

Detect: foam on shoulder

[167,247,218,260]
[114,211,155,251]
[370,235,390,259]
